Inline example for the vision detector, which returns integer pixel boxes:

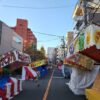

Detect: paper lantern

[94,30,100,49]
[84,24,100,49]
[79,33,85,51]
[74,38,79,53]
[84,25,92,48]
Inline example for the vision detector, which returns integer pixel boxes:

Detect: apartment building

[0,21,23,55]
[11,19,37,51]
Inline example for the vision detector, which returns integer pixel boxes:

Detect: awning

[64,53,94,71]
[67,24,100,62]
[79,45,100,62]
[0,50,31,68]
[30,59,46,68]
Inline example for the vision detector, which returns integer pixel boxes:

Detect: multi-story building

[56,45,65,61]
[47,47,57,64]
[11,19,37,51]
[27,28,37,50]
[0,21,23,55]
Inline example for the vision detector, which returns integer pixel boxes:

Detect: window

[13,36,22,44]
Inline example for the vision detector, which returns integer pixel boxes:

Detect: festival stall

[0,50,31,100]
[64,24,100,96]
[22,66,37,80]
[67,24,100,62]
[30,59,48,78]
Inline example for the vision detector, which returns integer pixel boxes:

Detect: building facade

[0,21,23,55]
[56,46,65,61]
[47,47,57,64]
[11,19,37,51]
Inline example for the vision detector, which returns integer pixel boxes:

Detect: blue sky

[0,0,77,52]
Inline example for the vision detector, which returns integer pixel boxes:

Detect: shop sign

[30,60,45,68]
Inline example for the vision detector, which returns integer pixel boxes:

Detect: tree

[40,46,46,57]
[24,46,46,62]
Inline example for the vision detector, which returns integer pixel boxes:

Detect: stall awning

[64,53,94,70]
[0,50,31,68]
[67,24,100,62]
[79,45,100,62]
[30,59,46,68]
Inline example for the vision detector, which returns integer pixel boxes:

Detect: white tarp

[22,66,37,80]
[67,65,100,95]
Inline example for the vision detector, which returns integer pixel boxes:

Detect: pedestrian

[64,64,72,78]
[60,60,72,79]
[57,60,62,70]
[60,60,66,78]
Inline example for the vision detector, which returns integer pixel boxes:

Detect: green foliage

[24,46,45,62]
[40,46,45,56]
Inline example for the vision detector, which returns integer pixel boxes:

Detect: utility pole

[61,36,66,60]
[83,0,87,26]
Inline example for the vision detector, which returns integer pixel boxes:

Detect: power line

[33,31,63,38]
[37,38,59,42]
[2,5,74,9]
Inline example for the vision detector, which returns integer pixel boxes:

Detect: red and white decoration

[7,77,23,99]
[0,77,23,100]
[22,66,37,80]
[0,50,31,68]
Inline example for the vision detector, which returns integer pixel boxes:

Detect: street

[12,68,86,100]
[0,0,99,100]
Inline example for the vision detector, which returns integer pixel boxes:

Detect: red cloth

[24,67,35,79]
[8,79,14,97]
[0,89,7,100]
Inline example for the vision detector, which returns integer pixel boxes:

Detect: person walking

[60,60,71,78]
[60,60,66,78]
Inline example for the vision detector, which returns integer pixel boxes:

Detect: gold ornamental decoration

[86,32,91,45]
[94,30,100,44]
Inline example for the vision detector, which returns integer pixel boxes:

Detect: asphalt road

[12,68,86,100]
